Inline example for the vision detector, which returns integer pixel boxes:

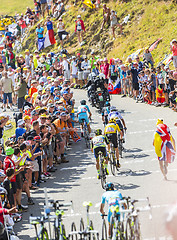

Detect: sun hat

[17,119,25,126]
[23,115,31,120]
[5,147,14,156]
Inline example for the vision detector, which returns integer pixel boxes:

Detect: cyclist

[101,101,111,126]
[91,129,110,179]
[104,118,123,168]
[108,106,127,139]
[77,100,92,137]
[100,182,124,238]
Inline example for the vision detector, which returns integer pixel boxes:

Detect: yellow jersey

[104,123,121,134]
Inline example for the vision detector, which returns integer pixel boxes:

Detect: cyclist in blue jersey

[77,100,92,136]
[101,101,111,125]
[100,182,125,238]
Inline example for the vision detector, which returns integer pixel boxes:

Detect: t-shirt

[157,73,164,85]
[36,27,44,39]
[101,190,123,212]
[3,157,16,182]
[103,63,109,78]
[40,0,47,3]
[62,60,69,71]
[81,61,90,72]
[47,21,53,30]
[104,123,121,134]
[172,45,177,56]
[76,58,84,72]
[3,178,14,207]
[144,52,152,62]
[18,81,27,98]
[15,127,26,140]
[71,61,78,75]
[29,87,37,97]
[131,68,139,83]
[0,77,13,93]
[53,119,67,134]
[109,65,117,77]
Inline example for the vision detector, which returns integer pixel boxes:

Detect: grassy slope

[2,0,177,65]
[0,0,33,15]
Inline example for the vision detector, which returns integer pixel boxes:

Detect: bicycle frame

[99,151,107,189]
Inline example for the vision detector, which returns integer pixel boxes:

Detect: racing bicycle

[109,142,119,176]
[101,214,107,240]
[110,205,124,240]
[81,119,90,148]
[98,151,107,189]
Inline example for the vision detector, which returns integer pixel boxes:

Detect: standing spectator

[101,4,110,30]
[15,119,26,140]
[110,10,122,40]
[45,16,56,46]
[170,39,177,71]
[135,56,143,72]
[143,48,154,68]
[103,58,109,83]
[18,15,27,36]
[15,76,28,112]
[75,15,85,45]
[131,62,139,102]
[6,48,16,69]
[40,0,49,18]
[25,49,30,67]
[57,18,69,48]
[62,54,70,80]
[70,56,78,84]
[76,53,84,86]
[36,23,44,47]
[0,71,14,111]
[81,56,91,84]
[89,51,98,70]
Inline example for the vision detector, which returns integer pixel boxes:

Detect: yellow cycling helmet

[109,118,116,124]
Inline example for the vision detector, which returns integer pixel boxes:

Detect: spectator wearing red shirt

[75,15,85,45]
[103,58,109,84]
[19,15,27,36]
[170,39,177,71]
[29,80,38,98]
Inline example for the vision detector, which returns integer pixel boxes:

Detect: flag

[156,86,165,103]
[83,0,95,8]
[163,54,173,65]
[154,124,176,163]
[149,38,163,52]
[44,29,56,48]
[126,48,143,61]
[38,38,45,51]
[108,77,121,94]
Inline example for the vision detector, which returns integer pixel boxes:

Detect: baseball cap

[23,115,31,120]
[77,15,81,18]
[25,49,29,53]
[77,53,81,56]
[5,147,14,156]
[34,136,41,141]
[17,119,25,126]
[40,114,47,118]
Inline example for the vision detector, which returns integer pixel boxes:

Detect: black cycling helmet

[105,182,114,191]
[0,222,4,235]
[80,100,86,105]
[95,129,102,136]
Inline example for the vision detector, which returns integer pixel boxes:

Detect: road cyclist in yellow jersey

[91,129,110,179]
[104,119,123,168]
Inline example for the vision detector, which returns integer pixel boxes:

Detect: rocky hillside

[22,0,177,64]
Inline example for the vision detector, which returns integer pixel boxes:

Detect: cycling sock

[105,164,108,169]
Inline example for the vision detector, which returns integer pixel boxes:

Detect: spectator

[70,56,78,84]
[76,53,84,86]
[101,4,110,30]
[57,17,69,48]
[62,54,70,80]
[40,0,49,18]
[110,10,122,40]
[75,15,85,45]
[143,48,154,68]
[15,119,26,140]
[170,39,177,71]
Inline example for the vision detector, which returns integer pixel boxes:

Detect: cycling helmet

[80,100,86,105]
[95,129,102,136]
[99,73,105,80]
[0,222,4,235]
[109,118,116,124]
[110,106,117,111]
[105,182,114,191]
[105,101,110,107]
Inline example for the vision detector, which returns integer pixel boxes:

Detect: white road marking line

[128,127,176,135]
[60,165,94,171]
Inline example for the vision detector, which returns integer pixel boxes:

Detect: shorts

[122,79,129,87]
[94,147,107,159]
[78,114,89,124]
[78,71,84,80]
[83,71,90,80]
[106,133,118,148]
[173,55,177,69]
[110,75,117,81]
[151,86,156,92]
[108,210,120,223]
[16,172,23,190]
[3,92,12,104]
[41,2,48,12]
[58,31,68,41]
[18,96,25,109]
[11,181,17,194]
[64,70,70,80]
[55,133,63,142]
[133,82,139,91]
[32,160,39,172]
[159,84,165,90]
[72,74,78,79]
[46,144,53,158]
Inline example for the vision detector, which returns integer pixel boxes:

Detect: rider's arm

[121,118,126,129]
[116,124,123,138]
[100,203,105,215]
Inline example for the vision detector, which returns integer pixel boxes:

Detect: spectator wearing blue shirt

[15,119,26,140]
[131,62,139,102]
[36,23,44,39]
[135,56,143,73]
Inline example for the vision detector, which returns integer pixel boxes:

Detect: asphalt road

[12,89,177,240]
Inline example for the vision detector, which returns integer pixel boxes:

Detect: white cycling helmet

[99,73,105,80]
[110,106,117,111]
[0,187,7,195]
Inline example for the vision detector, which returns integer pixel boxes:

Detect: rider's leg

[115,147,120,162]
[87,123,91,133]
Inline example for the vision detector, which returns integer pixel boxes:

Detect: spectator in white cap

[15,119,26,140]
[81,56,91,84]
[75,15,85,45]
[57,17,69,48]
[70,56,78,84]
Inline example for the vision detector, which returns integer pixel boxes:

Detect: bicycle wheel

[71,222,78,240]
[89,220,99,240]
[100,161,106,189]
[40,228,49,240]
[80,218,85,231]
[110,216,115,239]
[118,222,125,240]
[110,152,116,176]
[134,218,141,240]
[118,139,123,159]
[102,218,107,240]
[125,219,133,240]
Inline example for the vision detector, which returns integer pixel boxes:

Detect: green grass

[3,0,177,66]
[0,0,34,16]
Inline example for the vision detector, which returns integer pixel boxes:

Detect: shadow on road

[116,168,151,177]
